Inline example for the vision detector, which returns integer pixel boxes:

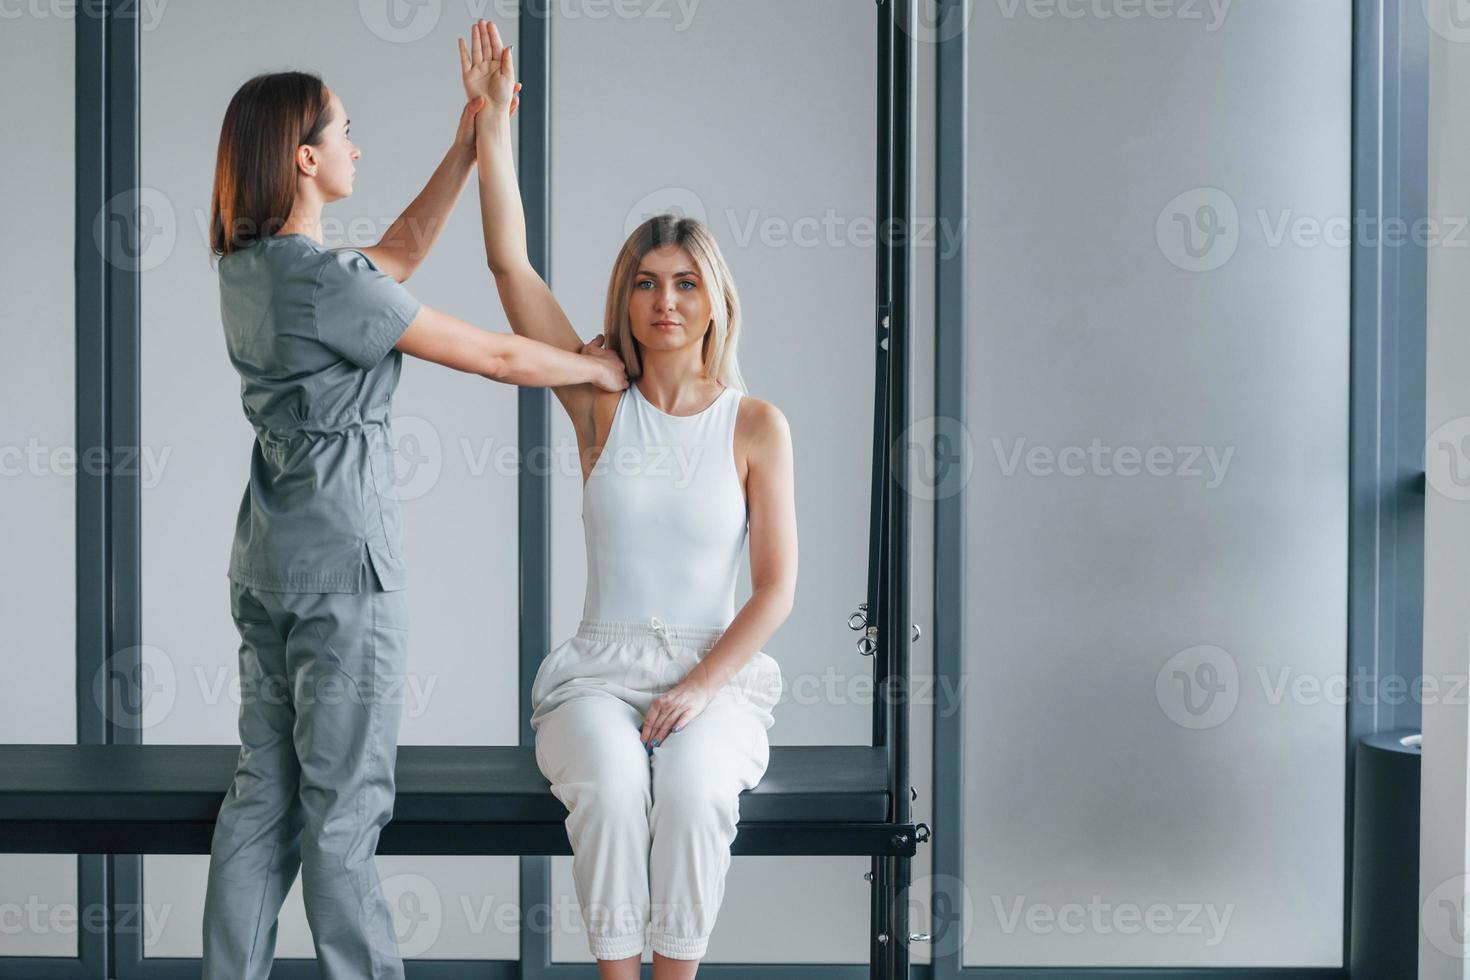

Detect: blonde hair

[603,215,746,392]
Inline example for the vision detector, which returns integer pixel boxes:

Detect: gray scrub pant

[202,563,409,980]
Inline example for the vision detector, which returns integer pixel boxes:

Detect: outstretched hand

[582,334,629,392]
[459,19,518,116]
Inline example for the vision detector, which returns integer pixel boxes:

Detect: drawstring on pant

[649,616,674,659]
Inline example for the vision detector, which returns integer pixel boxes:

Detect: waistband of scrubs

[249,401,393,437]
[576,617,727,652]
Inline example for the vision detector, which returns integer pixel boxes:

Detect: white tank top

[581,380,747,628]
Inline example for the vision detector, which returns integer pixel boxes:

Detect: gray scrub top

[219,233,421,593]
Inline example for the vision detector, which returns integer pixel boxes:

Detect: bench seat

[0,744,914,857]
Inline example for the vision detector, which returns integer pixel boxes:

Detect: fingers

[650,706,688,748]
[640,700,663,746]
[642,695,695,749]
[471,20,483,63]
[487,19,504,62]
[458,36,470,74]
[502,43,515,83]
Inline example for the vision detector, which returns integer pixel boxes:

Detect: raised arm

[394,303,627,392]
[462,19,604,439]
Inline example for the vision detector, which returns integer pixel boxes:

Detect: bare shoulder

[735,396,793,471]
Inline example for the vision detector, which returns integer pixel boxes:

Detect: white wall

[0,9,78,959]
[963,0,1350,966]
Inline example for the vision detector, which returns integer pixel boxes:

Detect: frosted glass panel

[138,1,520,960]
[547,0,886,963]
[962,0,1349,967]
[0,9,79,959]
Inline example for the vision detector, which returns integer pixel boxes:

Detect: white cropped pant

[529,618,783,961]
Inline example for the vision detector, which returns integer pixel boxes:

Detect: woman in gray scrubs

[199,71,627,980]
